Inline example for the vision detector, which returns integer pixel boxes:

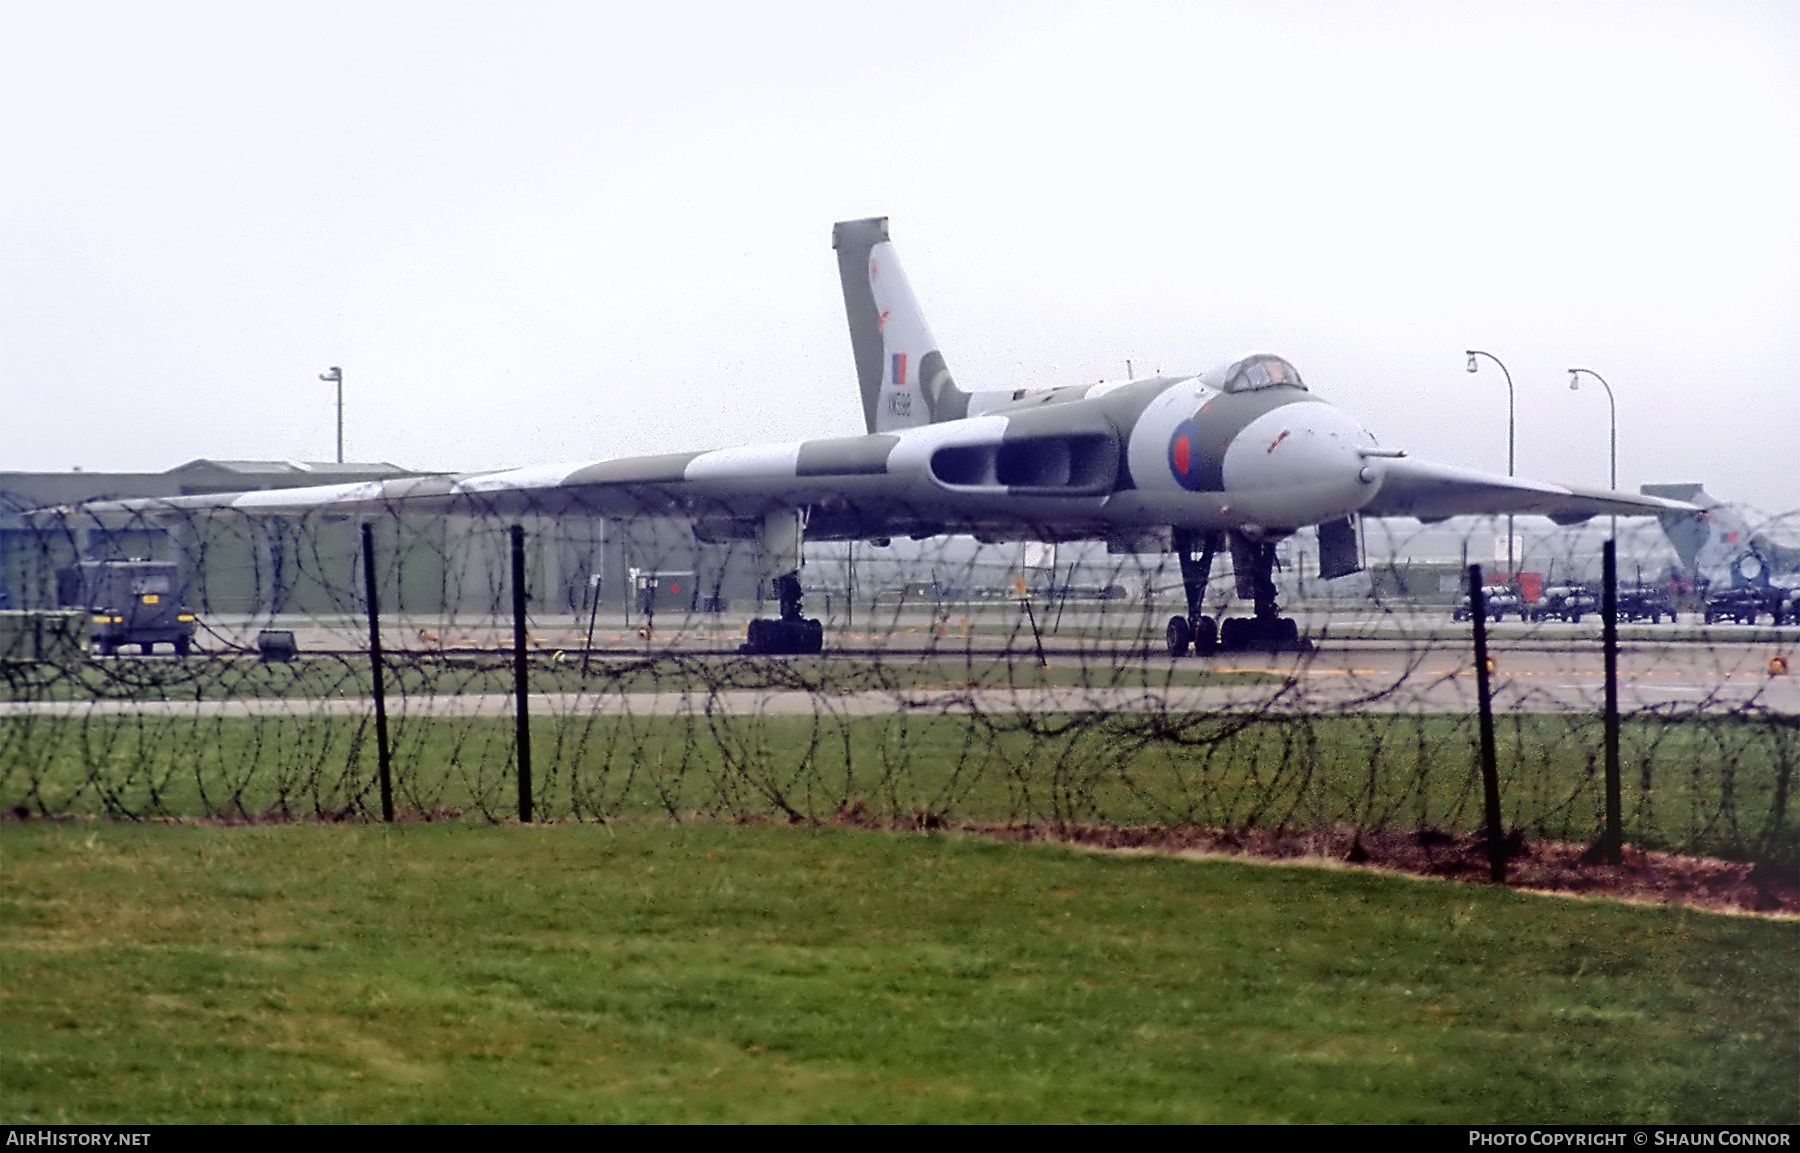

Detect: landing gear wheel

[1217,616,1301,652]
[742,617,823,655]
[1165,615,1192,658]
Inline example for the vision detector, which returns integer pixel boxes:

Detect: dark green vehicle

[1616,582,1676,623]
[56,560,198,656]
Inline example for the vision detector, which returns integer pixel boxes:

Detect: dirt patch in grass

[943,819,1799,917]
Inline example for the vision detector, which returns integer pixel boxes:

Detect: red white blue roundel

[1168,419,1204,491]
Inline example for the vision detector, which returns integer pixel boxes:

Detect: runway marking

[1220,667,1383,676]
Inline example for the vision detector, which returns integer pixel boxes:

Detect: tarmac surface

[6,606,1796,717]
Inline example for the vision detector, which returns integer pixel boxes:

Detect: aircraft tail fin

[833,217,970,434]
[1640,483,1797,586]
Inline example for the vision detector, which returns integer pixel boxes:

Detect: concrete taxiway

[6,627,1794,718]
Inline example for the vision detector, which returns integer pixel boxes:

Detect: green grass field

[6,710,1793,866]
[3,820,1794,1123]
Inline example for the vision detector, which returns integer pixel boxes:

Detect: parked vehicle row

[1452,579,1798,626]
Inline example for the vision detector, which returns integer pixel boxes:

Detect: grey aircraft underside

[56,217,1687,655]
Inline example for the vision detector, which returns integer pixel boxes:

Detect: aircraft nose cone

[1225,402,1372,485]
[1220,401,1382,525]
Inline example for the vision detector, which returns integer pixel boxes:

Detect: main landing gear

[741,572,823,655]
[739,509,824,655]
[1165,529,1306,657]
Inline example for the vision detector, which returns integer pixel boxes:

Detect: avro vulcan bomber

[62,218,1685,655]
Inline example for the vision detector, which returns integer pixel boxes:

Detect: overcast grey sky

[4,0,1796,510]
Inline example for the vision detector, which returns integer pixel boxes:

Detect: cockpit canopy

[1199,353,1306,395]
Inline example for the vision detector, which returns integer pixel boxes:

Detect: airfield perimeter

[10,602,1794,894]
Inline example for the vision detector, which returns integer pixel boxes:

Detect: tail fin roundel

[833,217,970,434]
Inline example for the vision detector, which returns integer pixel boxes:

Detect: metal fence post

[361,521,394,823]
[511,524,533,823]
[1469,564,1505,883]
[1602,540,1622,865]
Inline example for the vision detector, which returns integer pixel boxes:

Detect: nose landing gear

[1165,529,1307,656]
[1165,612,1220,658]
[1165,528,1220,657]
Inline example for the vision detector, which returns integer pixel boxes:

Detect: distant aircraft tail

[1640,483,1800,587]
[833,217,971,434]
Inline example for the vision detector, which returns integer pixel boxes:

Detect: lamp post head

[1465,352,1479,374]
[1568,370,1581,391]
[320,366,341,383]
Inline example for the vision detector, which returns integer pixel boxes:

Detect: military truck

[1528,585,1599,623]
[56,560,198,656]
[1452,585,1525,623]
[1616,582,1676,623]
[1702,584,1773,625]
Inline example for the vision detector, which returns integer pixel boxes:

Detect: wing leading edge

[1361,456,1688,525]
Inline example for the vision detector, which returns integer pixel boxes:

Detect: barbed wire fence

[1,495,1795,874]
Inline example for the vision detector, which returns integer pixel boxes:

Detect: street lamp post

[1566,367,1616,491]
[320,366,343,463]
[1465,350,1516,580]
[1568,366,1618,539]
